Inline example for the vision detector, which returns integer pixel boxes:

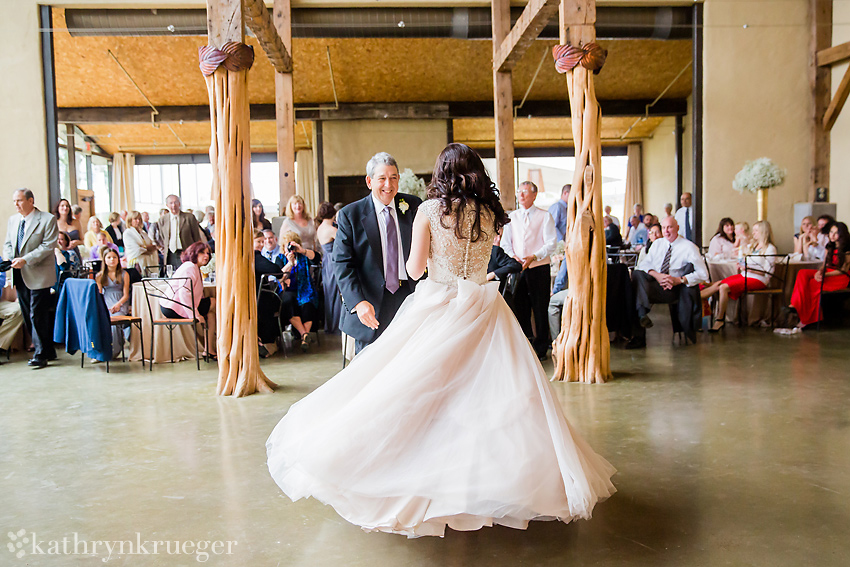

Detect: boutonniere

[398,199,409,214]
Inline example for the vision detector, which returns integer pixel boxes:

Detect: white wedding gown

[266,199,616,537]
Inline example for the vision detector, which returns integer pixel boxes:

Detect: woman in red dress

[701,220,777,332]
[789,221,850,328]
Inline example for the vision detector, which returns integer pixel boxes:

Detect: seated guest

[54,231,82,290]
[252,199,273,231]
[279,195,318,251]
[261,229,280,262]
[817,214,835,248]
[0,257,24,360]
[787,221,850,329]
[105,212,125,249]
[664,203,673,218]
[316,202,342,335]
[194,210,212,243]
[204,206,216,252]
[54,198,83,248]
[604,216,624,248]
[701,220,777,331]
[278,231,320,352]
[159,242,216,357]
[637,223,663,266]
[603,205,620,229]
[794,216,824,260]
[734,222,751,255]
[708,217,736,259]
[96,248,130,358]
[643,214,656,229]
[487,232,522,293]
[253,230,285,357]
[632,203,645,223]
[625,215,648,248]
[626,216,708,349]
[83,216,113,249]
[123,210,159,274]
[89,231,120,260]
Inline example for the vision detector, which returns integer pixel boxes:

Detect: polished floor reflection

[1,325,849,566]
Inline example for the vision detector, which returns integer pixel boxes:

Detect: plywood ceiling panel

[453,116,665,147]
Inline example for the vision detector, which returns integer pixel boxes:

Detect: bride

[266,143,616,538]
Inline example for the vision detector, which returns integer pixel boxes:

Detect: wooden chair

[817,265,850,330]
[110,314,145,369]
[140,277,207,370]
[741,254,789,328]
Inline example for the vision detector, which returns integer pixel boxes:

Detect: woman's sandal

[708,320,725,333]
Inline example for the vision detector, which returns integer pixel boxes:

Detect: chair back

[257,274,284,316]
[144,265,163,278]
[743,253,789,291]
[141,277,198,322]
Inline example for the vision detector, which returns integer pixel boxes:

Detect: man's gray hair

[366,152,398,178]
[14,188,34,202]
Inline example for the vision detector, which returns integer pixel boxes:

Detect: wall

[830,2,850,222]
[642,116,677,220]
[703,0,811,252]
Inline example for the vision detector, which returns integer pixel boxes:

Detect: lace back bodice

[421,199,494,286]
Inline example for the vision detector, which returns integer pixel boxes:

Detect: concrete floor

[1,325,849,566]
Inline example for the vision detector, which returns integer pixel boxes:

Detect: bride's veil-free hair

[426,143,510,242]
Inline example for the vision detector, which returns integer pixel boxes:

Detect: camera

[286,242,297,253]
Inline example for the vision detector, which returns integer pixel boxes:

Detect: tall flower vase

[757,188,768,221]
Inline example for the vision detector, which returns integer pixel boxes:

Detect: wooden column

[204,0,275,397]
[492,0,515,208]
[811,0,832,200]
[551,0,611,384]
[274,0,296,213]
[66,124,78,203]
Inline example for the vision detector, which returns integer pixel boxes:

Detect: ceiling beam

[817,40,850,68]
[57,99,687,125]
[494,0,560,72]
[243,0,293,73]
[824,64,850,131]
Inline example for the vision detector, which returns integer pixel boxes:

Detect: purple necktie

[382,207,400,293]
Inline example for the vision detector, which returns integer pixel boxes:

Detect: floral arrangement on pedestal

[732,158,786,221]
[398,168,427,200]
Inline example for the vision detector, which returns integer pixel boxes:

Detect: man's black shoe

[625,337,646,349]
[28,358,47,369]
[639,315,654,329]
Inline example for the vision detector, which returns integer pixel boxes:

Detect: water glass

[166,265,174,278]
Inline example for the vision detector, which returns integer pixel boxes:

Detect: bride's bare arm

[406,209,430,280]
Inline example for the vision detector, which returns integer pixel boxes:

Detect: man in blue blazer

[333,153,422,353]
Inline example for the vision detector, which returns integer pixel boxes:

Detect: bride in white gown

[267,143,616,538]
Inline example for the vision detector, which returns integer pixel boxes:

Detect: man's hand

[652,271,681,290]
[521,255,536,270]
[355,300,379,330]
[10,258,26,269]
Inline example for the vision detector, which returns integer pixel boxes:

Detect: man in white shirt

[674,192,695,242]
[501,181,557,360]
[262,229,280,262]
[626,216,708,349]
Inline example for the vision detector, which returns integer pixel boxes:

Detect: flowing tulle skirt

[266,278,616,537]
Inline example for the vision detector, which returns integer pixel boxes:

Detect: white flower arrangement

[200,253,215,276]
[398,168,427,200]
[732,158,786,194]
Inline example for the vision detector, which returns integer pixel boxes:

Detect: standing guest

[734,222,751,255]
[194,209,212,242]
[626,216,708,349]
[0,261,24,361]
[96,248,130,358]
[316,201,342,334]
[279,231,320,351]
[54,198,83,248]
[118,210,128,231]
[501,180,557,360]
[204,206,216,252]
[632,203,645,223]
[123,211,158,274]
[141,211,152,233]
[3,189,59,368]
[279,195,318,251]
[157,194,206,271]
[817,215,835,248]
[701,220,777,331]
[787,221,850,329]
[675,192,695,242]
[160,241,216,358]
[708,217,736,259]
[83,216,113,249]
[71,204,83,221]
[664,203,674,218]
[252,199,272,231]
[105,212,125,249]
[603,205,620,229]
[548,184,571,243]
[89,232,120,260]
[262,229,281,262]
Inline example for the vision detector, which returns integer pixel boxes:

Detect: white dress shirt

[371,195,407,282]
[169,213,182,252]
[15,210,36,255]
[501,206,557,263]
[675,206,695,239]
[637,235,707,287]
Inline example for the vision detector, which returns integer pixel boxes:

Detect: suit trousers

[631,270,699,339]
[13,270,56,360]
[166,250,183,271]
[513,264,551,357]
[0,300,24,350]
[354,286,410,354]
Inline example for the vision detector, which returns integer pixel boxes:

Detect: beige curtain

[111,152,136,212]
[295,149,319,216]
[622,143,643,235]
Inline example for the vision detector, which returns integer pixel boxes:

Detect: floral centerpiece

[732,158,786,221]
[398,168,427,200]
[200,253,216,279]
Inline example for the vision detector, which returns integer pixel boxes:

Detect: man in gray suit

[157,194,206,270]
[3,189,58,368]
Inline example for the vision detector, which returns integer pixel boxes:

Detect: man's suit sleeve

[23,214,58,267]
[332,207,367,310]
[489,246,522,279]
[3,219,12,261]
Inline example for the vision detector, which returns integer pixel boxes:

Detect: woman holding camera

[278,231,319,352]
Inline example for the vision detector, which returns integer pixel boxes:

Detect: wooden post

[204,0,275,397]
[810,0,832,200]
[65,124,78,204]
[274,0,296,214]
[492,0,515,209]
[551,0,611,384]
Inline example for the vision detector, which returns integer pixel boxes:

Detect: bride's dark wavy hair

[426,143,509,242]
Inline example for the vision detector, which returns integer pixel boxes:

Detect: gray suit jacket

[3,209,59,290]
